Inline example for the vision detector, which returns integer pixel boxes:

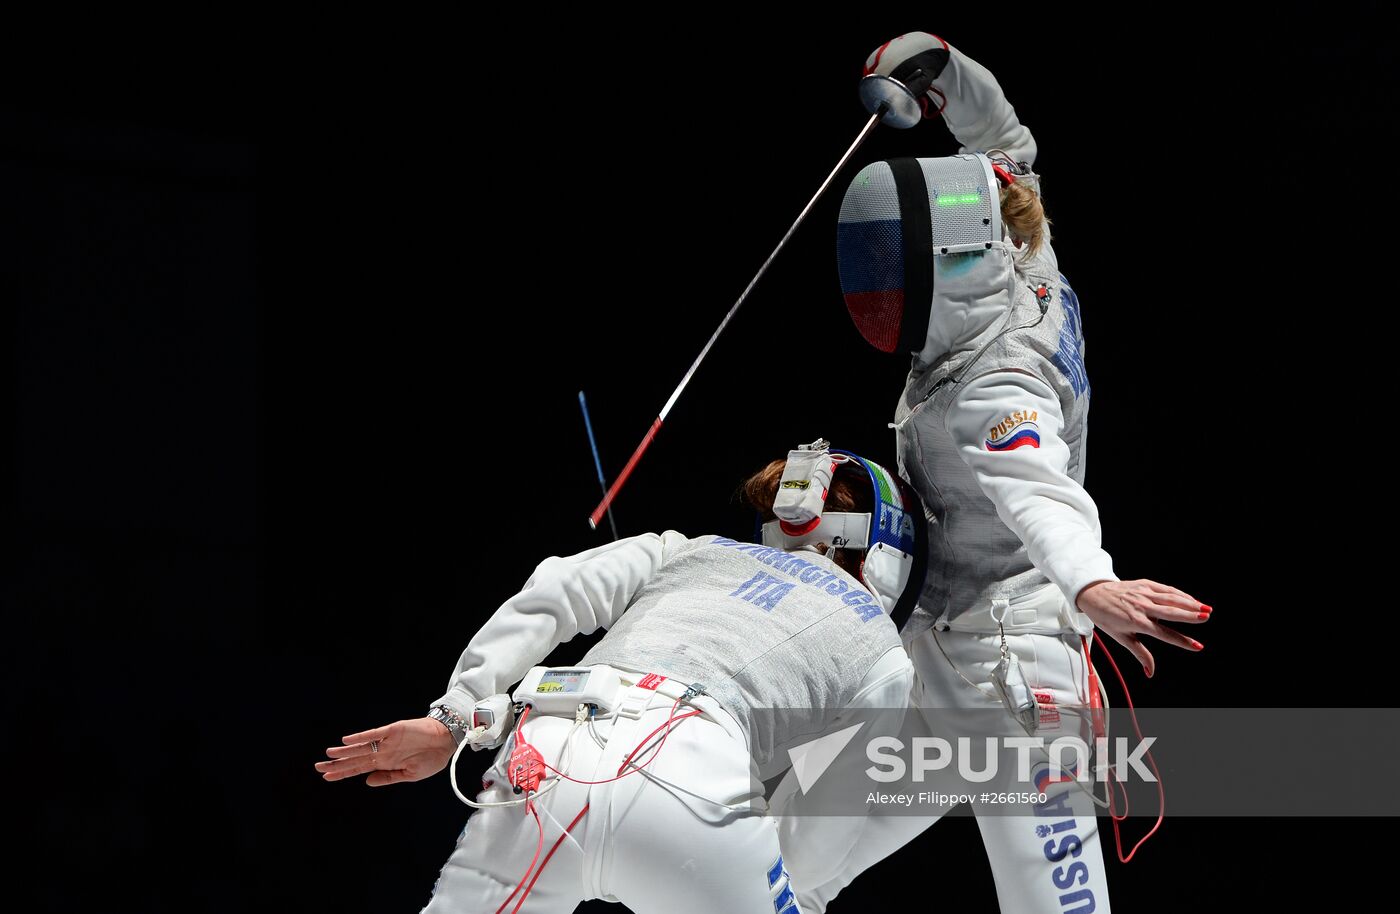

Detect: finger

[367,769,410,787]
[1141,600,1213,624]
[1138,589,1206,614]
[319,754,381,781]
[1124,592,1207,625]
[1144,621,1204,653]
[325,743,376,760]
[1108,631,1154,678]
[315,750,386,772]
[342,725,392,746]
[1141,580,1204,606]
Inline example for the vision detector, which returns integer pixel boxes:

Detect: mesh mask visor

[837,155,1001,354]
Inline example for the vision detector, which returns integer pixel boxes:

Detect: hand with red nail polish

[1076,578,1211,678]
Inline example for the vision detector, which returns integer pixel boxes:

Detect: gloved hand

[863,32,952,118]
[464,693,515,750]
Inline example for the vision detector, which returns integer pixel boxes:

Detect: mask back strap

[889,157,934,354]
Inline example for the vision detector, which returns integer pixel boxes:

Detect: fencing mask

[837,153,1016,363]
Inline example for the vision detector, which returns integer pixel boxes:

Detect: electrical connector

[508,739,546,794]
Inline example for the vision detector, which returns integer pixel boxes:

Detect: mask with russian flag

[837,153,1016,367]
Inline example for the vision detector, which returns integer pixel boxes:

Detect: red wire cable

[541,697,701,785]
[514,704,533,734]
[495,798,544,914]
[1090,632,1166,862]
[615,702,700,776]
[925,86,948,117]
[1083,637,1127,819]
[513,802,592,913]
[1109,766,1131,822]
[505,694,701,909]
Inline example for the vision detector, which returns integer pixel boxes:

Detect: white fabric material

[782,628,1110,914]
[578,536,907,768]
[920,41,1114,608]
[915,241,1018,372]
[427,532,683,722]
[932,40,1037,166]
[863,32,1035,166]
[776,34,1114,914]
[424,531,916,910]
[891,44,1107,623]
[947,370,1116,611]
[765,647,916,879]
[888,34,1116,634]
[423,691,790,914]
[761,512,871,550]
[908,39,1039,371]
[464,694,515,750]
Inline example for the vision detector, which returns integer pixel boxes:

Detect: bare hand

[315,718,456,787]
[1075,579,1211,679]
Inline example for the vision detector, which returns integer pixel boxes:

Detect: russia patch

[986,428,1040,450]
[986,409,1041,451]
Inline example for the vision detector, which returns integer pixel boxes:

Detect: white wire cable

[534,716,586,854]
[450,726,531,809]
[587,716,607,750]
[448,691,745,826]
[449,719,579,810]
[590,699,745,816]
[621,765,752,817]
[534,798,585,855]
[616,728,751,815]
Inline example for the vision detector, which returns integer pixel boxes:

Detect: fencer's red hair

[739,459,872,577]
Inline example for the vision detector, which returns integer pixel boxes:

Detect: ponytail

[999,181,1049,256]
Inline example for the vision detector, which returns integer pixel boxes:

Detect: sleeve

[426,530,691,719]
[945,370,1117,608]
[932,40,1037,166]
[769,646,914,892]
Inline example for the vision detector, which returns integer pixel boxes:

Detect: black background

[4,7,1387,912]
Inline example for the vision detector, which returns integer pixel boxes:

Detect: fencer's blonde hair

[1000,181,1049,256]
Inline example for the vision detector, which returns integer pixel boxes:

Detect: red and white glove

[863,32,952,119]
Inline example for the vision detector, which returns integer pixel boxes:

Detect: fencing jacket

[894,40,1116,637]
[430,532,912,773]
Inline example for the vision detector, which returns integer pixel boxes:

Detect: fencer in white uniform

[782,33,1210,914]
[316,445,926,914]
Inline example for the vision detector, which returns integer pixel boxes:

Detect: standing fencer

[779,33,1212,913]
[316,443,924,914]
